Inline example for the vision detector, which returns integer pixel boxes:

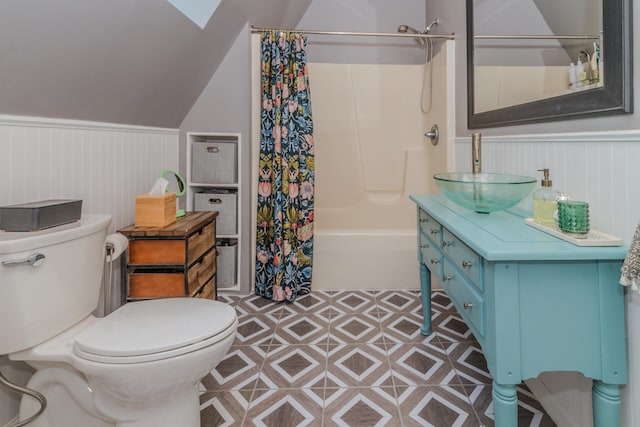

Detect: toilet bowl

[14,298,237,427]
[0,215,237,427]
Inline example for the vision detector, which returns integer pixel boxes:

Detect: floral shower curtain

[255,31,315,302]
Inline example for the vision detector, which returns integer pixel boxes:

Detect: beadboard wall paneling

[0,115,179,232]
[454,132,640,245]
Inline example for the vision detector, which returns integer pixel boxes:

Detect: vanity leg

[592,380,621,427]
[419,263,432,335]
[492,381,518,427]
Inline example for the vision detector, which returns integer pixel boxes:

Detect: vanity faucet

[472,133,482,173]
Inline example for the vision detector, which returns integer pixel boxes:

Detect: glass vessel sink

[434,172,536,213]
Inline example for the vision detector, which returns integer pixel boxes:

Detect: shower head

[397,19,440,36]
[397,24,426,46]
[397,24,422,35]
[425,19,439,34]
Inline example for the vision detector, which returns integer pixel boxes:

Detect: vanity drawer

[420,231,443,277]
[442,228,482,291]
[419,209,442,246]
[443,259,485,338]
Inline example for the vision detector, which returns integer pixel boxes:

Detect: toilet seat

[73,298,236,364]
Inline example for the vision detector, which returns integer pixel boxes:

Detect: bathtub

[305,45,454,292]
[311,229,420,291]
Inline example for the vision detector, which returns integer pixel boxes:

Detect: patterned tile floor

[199,290,557,427]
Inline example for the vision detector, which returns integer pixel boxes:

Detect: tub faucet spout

[471,133,482,174]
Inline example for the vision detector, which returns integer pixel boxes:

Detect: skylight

[165,0,222,29]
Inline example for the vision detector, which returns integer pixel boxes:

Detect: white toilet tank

[0,214,111,355]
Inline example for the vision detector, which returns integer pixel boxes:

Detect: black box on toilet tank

[0,199,82,231]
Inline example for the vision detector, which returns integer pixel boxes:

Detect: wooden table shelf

[118,211,219,303]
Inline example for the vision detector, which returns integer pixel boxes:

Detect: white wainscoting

[454,130,640,427]
[0,115,178,425]
[0,115,179,232]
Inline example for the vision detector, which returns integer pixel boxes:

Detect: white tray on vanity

[524,218,623,247]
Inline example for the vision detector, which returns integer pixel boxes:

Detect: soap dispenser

[568,62,577,90]
[533,168,560,227]
[576,59,586,88]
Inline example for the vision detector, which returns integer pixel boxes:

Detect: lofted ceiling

[0,0,312,128]
[166,0,222,29]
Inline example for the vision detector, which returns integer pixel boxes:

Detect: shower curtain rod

[250,26,455,40]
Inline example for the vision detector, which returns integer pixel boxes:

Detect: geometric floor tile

[200,290,556,426]
[259,344,327,389]
[273,314,329,345]
[243,388,324,427]
[397,385,481,427]
[323,387,401,427]
[331,290,377,314]
[282,291,332,314]
[326,343,390,388]
[200,390,248,426]
[235,294,284,316]
[446,341,493,385]
[376,289,422,313]
[233,314,279,346]
[429,290,457,313]
[204,345,266,392]
[380,311,429,342]
[388,342,458,386]
[433,312,478,343]
[329,313,383,344]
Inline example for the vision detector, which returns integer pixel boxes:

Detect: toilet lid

[73,298,236,360]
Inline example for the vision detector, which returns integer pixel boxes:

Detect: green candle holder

[557,200,590,236]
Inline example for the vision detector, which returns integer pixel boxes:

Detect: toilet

[0,214,237,427]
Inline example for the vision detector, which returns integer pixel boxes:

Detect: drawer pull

[461,260,473,269]
[430,229,439,235]
[463,302,473,309]
[206,146,220,153]
[443,275,452,282]
[208,198,222,205]
[419,218,427,223]
[420,244,427,249]
[429,258,439,265]
[442,240,453,247]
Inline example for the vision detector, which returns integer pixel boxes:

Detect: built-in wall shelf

[186,132,242,293]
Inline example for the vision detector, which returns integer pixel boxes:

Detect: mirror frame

[467,0,633,129]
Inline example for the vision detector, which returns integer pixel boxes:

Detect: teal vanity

[410,194,628,427]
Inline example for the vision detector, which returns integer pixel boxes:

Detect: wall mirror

[467,0,633,128]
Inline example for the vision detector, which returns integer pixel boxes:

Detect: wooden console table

[410,194,627,427]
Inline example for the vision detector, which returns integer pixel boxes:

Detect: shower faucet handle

[424,124,439,145]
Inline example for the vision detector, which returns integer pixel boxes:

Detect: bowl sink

[434,172,536,213]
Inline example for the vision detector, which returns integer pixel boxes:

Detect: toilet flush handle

[2,253,46,268]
